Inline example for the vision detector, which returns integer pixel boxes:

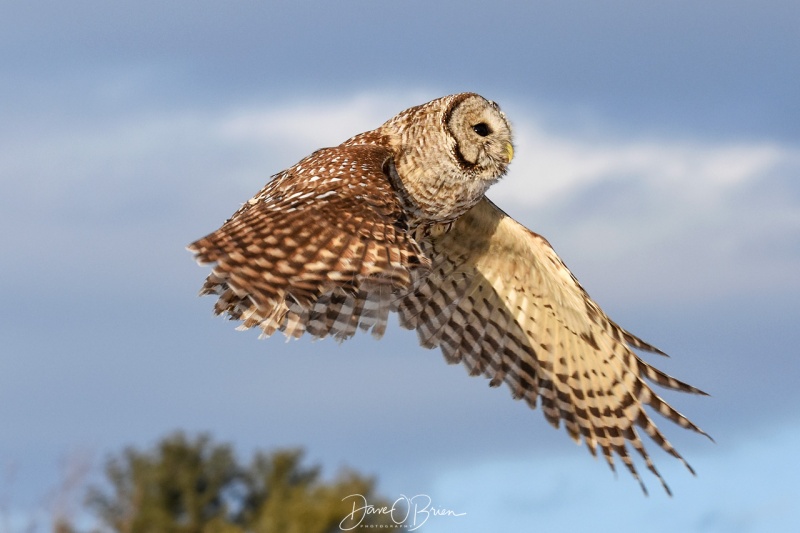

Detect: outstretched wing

[189,144,429,340]
[395,197,709,495]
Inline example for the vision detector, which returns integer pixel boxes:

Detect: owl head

[376,92,515,222]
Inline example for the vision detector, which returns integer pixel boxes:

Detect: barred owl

[189,93,708,494]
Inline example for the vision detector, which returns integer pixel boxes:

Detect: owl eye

[472,123,491,137]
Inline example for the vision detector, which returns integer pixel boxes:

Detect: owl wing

[395,197,709,495]
[188,144,430,340]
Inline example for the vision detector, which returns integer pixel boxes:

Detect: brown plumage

[188,92,709,494]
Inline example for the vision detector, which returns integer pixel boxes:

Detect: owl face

[445,94,514,181]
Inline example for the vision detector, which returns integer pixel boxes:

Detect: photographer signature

[339,493,466,531]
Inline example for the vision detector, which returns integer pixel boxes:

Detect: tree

[85,432,394,533]
[238,449,385,533]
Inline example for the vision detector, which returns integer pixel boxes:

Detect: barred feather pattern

[395,198,710,495]
[189,92,708,496]
[189,144,429,340]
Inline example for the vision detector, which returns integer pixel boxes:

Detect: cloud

[493,123,790,207]
[4,92,798,305]
[486,105,800,302]
[212,95,800,303]
[214,93,799,212]
[214,94,800,222]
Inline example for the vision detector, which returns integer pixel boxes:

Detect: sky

[1,1,799,531]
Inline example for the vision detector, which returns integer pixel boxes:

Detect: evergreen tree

[84,432,395,533]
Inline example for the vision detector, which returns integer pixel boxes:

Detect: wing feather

[188,145,429,340]
[395,197,708,494]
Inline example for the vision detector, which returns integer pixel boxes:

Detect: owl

[189,93,709,495]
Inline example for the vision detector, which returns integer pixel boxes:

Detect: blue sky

[1,1,799,531]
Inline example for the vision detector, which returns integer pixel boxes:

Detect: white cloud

[213,94,796,211]
[209,95,800,302]
[3,92,798,304]
[493,124,789,207]
[218,91,437,155]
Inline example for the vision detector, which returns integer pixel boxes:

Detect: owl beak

[504,142,514,163]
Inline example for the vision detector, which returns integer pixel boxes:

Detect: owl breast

[386,155,498,226]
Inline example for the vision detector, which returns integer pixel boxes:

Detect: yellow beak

[505,142,514,163]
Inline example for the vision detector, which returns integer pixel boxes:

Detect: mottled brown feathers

[189,93,707,495]
[189,144,429,338]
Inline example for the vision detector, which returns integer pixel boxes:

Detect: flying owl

[188,93,708,494]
